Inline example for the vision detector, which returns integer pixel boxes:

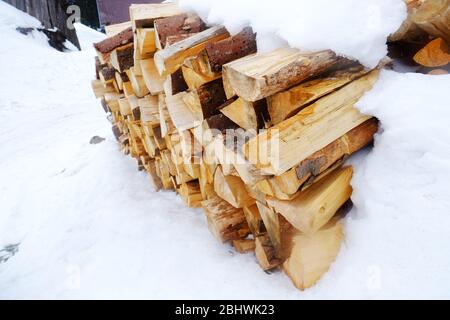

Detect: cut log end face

[414,38,450,67]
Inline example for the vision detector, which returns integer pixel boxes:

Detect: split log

[165,92,203,131]
[154,14,206,50]
[255,234,281,271]
[109,43,134,73]
[223,48,339,101]
[139,95,160,125]
[412,0,450,43]
[202,196,250,243]
[126,67,149,98]
[163,68,189,96]
[105,21,132,37]
[205,114,240,134]
[193,27,257,77]
[243,205,266,237]
[283,219,344,290]
[118,97,132,116]
[183,78,229,119]
[158,94,176,137]
[154,26,230,76]
[181,64,221,91]
[244,69,379,176]
[220,98,269,131]
[267,166,353,235]
[94,27,134,63]
[179,180,202,207]
[256,202,282,258]
[214,166,255,209]
[267,65,368,124]
[99,66,116,84]
[140,58,165,95]
[129,3,183,30]
[414,37,450,67]
[91,79,115,98]
[136,28,156,57]
[233,239,256,253]
[257,118,378,199]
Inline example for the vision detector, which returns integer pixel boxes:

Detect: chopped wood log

[154,14,206,50]
[181,64,222,90]
[129,3,183,30]
[91,79,115,98]
[223,48,339,101]
[203,27,257,74]
[118,97,132,116]
[255,234,281,270]
[139,95,160,125]
[99,66,116,84]
[165,92,203,131]
[205,114,240,134]
[202,196,250,243]
[233,239,256,253]
[412,0,450,43]
[110,43,134,73]
[267,65,369,124]
[214,166,255,209]
[243,205,266,237]
[94,27,133,60]
[220,98,269,131]
[95,57,106,80]
[282,219,344,290]
[244,69,379,176]
[179,180,202,207]
[267,166,353,235]
[256,118,378,199]
[163,68,189,96]
[154,26,230,76]
[126,67,149,98]
[105,21,132,37]
[140,58,165,95]
[256,202,282,258]
[185,78,229,119]
[136,28,156,57]
[158,94,176,137]
[414,37,450,67]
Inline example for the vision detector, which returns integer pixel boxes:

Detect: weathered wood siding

[2,0,81,49]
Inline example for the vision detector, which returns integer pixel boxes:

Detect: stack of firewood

[90,2,442,290]
[389,0,450,73]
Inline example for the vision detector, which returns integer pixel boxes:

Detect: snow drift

[178,0,407,68]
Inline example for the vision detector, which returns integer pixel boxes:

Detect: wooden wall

[2,0,81,49]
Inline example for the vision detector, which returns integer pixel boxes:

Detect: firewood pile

[389,0,450,73]
[90,1,448,290]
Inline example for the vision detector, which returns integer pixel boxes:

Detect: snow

[1,1,450,299]
[178,0,407,68]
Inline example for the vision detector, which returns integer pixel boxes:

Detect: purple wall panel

[97,0,163,26]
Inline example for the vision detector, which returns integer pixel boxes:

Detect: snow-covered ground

[1,2,450,299]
